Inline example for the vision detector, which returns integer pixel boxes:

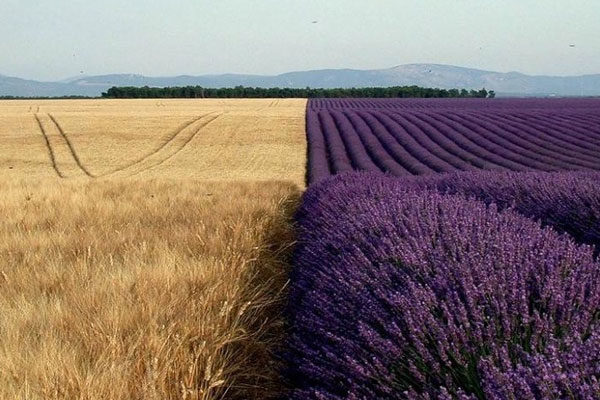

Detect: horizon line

[3,63,600,83]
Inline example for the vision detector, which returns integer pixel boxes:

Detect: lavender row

[399,170,600,253]
[284,172,600,399]
[310,98,600,112]
[306,99,600,183]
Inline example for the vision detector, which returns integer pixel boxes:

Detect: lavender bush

[285,173,600,399]
[403,170,600,253]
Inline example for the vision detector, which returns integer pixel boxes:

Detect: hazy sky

[1,0,599,81]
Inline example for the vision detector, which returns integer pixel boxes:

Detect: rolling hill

[2,64,600,97]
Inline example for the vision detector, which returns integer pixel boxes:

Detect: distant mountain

[2,64,600,97]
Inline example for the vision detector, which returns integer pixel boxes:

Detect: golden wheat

[0,99,307,399]
[0,178,300,399]
[0,99,307,185]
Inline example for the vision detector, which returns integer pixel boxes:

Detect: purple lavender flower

[306,98,600,184]
[284,173,600,399]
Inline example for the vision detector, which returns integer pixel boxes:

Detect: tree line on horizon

[0,95,92,100]
[101,85,495,99]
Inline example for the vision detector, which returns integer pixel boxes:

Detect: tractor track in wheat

[100,112,216,176]
[113,112,224,177]
[47,114,95,177]
[34,114,64,178]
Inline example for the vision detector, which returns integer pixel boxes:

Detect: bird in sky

[569,44,576,47]
[312,20,318,24]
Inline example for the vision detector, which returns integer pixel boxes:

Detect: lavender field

[307,98,600,183]
[286,98,600,399]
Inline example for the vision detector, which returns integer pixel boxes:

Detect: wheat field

[0,99,307,399]
[0,99,306,184]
